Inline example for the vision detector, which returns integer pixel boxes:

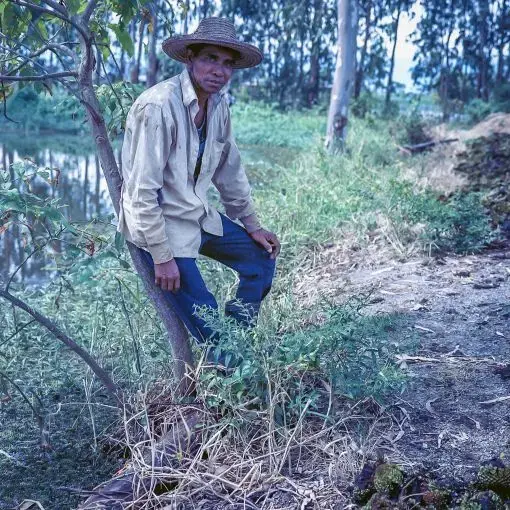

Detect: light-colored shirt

[117,68,261,264]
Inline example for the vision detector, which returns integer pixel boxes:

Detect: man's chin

[204,81,225,93]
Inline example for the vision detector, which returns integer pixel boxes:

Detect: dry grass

[87,366,407,510]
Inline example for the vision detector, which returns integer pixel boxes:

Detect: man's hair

[187,43,241,61]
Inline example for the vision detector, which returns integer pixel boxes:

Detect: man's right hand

[154,259,180,293]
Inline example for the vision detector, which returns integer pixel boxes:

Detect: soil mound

[463,113,510,139]
[454,132,510,235]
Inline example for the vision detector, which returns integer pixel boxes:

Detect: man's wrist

[147,240,173,265]
[240,213,262,233]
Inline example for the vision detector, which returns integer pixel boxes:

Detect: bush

[465,98,493,124]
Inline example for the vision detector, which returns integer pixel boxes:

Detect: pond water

[0,133,294,284]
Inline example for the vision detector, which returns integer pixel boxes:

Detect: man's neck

[189,72,210,111]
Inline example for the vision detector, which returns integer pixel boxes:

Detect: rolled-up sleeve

[123,103,173,264]
[212,104,259,223]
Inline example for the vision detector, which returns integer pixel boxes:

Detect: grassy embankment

[0,101,496,509]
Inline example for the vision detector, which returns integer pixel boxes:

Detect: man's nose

[212,63,230,79]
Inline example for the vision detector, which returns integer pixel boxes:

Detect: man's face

[187,45,236,96]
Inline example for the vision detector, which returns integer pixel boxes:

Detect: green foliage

[96,82,144,137]
[388,183,496,254]
[0,159,117,278]
[392,110,431,146]
[195,297,408,419]
[351,92,379,119]
[465,99,493,124]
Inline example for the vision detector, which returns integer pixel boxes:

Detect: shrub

[465,98,492,124]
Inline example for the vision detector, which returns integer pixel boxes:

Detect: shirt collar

[179,67,226,108]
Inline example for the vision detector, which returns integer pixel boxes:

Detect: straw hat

[162,17,263,69]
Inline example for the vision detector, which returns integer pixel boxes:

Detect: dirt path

[301,241,510,492]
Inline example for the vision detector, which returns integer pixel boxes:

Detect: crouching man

[117,17,281,368]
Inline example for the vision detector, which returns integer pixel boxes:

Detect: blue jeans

[139,214,276,346]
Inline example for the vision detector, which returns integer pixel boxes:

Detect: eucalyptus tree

[0,0,193,396]
[325,0,358,151]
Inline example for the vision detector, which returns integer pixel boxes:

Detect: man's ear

[184,47,193,65]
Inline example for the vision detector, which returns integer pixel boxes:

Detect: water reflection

[0,133,295,283]
[0,134,115,283]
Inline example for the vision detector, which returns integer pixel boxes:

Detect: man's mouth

[207,79,224,88]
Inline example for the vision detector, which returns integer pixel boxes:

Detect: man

[117,17,280,366]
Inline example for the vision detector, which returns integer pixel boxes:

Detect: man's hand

[154,259,180,292]
[250,229,281,259]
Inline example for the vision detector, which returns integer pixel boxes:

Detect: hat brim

[162,36,263,69]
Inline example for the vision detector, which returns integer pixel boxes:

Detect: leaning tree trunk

[75,15,194,395]
[325,0,359,152]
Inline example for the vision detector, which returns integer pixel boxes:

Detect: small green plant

[195,297,407,423]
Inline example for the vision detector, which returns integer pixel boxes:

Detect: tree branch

[0,289,123,408]
[9,0,90,41]
[0,71,77,81]
[81,0,100,24]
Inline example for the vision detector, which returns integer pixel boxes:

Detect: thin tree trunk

[478,0,490,101]
[119,47,126,81]
[95,154,101,215]
[202,0,210,17]
[325,0,359,152]
[95,47,101,86]
[306,0,324,106]
[75,16,194,395]
[83,155,89,218]
[384,0,402,109]
[354,0,372,99]
[146,2,159,88]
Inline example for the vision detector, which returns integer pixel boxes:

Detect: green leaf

[109,24,134,57]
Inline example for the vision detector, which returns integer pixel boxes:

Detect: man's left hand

[250,229,281,259]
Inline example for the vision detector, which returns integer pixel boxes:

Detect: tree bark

[325,0,358,152]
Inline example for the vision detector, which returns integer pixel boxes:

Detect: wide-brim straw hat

[162,17,263,69]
